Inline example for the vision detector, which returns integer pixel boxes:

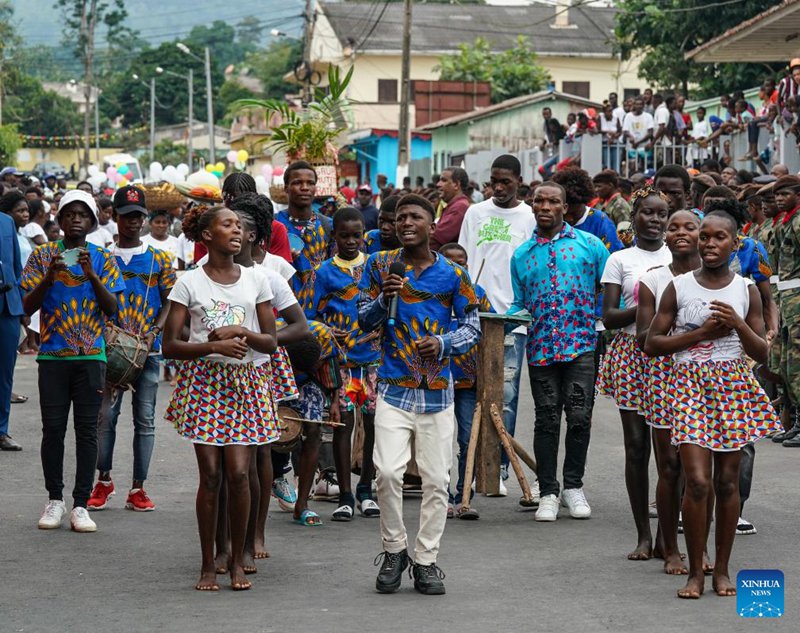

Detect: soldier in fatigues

[772,176,800,446]
[757,182,784,391]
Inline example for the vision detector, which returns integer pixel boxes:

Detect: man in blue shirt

[0,211,24,451]
[509,182,609,524]
[358,193,480,596]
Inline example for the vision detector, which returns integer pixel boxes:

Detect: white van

[102,153,144,183]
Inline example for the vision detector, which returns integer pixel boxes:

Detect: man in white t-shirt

[622,97,654,163]
[458,154,536,493]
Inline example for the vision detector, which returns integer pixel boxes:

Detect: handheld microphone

[387,261,405,327]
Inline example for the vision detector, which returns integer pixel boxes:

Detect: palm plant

[233,65,354,164]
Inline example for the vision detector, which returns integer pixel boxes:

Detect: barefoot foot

[230,565,252,591]
[702,553,715,575]
[712,573,736,596]
[195,569,220,591]
[677,575,704,599]
[254,536,270,559]
[663,552,689,575]
[242,550,257,575]
[214,551,230,575]
[627,538,653,561]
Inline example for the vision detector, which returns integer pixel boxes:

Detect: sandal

[357,498,380,518]
[10,393,28,404]
[332,504,354,522]
[447,502,455,519]
[457,506,480,521]
[293,509,322,527]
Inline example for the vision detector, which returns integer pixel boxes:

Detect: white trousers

[373,396,454,565]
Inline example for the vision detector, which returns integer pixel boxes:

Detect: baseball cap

[58,189,98,229]
[0,166,22,177]
[113,185,148,215]
[358,184,373,194]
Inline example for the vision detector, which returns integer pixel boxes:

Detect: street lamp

[177,42,215,163]
[132,73,158,161]
[157,66,194,169]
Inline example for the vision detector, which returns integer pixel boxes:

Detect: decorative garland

[19,125,149,148]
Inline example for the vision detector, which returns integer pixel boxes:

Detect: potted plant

[233,65,354,200]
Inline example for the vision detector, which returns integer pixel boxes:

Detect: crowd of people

[0,145,797,601]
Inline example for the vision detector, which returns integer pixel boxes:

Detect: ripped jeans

[528,352,595,498]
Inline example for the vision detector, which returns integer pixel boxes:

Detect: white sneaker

[535,494,559,522]
[70,507,97,533]
[561,488,592,519]
[486,478,508,498]
[313,471,340,501]
[38,500,67,529]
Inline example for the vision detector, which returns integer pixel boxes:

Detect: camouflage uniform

[779,207,800,405]
[597,193,631,226]
[758,214,784,374]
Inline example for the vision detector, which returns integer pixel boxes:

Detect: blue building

[349,128,432,189]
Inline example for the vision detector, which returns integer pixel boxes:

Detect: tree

[435,36,550,104]
[236,16,264,54]
[245,39,303,101]
[2,73,81,136]
[615,0,781,97]
[55,0,130,170]
[0,124,21,165]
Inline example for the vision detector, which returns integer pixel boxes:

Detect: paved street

[1,354,797,633]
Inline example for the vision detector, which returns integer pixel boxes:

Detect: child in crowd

[636,209,702,575]
[363,195,401,254]
[305,207,381,521]
[596,187,671,561]
[162,204,278,592]
[438,242,493,520]
[142,209,180,264]
[21,190,124,533]
[645,210,781,599]
[282,323,342,526]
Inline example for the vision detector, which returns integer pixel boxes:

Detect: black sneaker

[374,550,409,593]
[773,426,800,443]
[411,562,446,595]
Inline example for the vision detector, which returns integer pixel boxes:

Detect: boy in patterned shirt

[305,207,381,521]
[359,194,481,595]
[88,186,176,513]
[21,190,125,533]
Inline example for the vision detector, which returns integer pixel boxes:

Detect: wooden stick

[460,402,482,512]
[282,416,345,427]
[474,258,487,285]
[510,437,537,474]
[489,403,533,503]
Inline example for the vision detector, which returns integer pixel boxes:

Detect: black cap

[113,185,147,215]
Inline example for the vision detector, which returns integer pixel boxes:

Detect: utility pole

[149,77,156,162]
[301,0,315,104]
[396,0,412,185]
[95,89,100,163]
[204,46,215,163]
[81,0,99,173]
[187,68,194,169]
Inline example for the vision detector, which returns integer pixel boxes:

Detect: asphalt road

[1,354,797,633]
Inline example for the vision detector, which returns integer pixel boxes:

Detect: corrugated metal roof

[685,0,800,63]
[320,1,618,57]
[416,89,601,131]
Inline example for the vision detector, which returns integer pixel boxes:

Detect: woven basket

[269,183,289,204]
[142,182,185,211]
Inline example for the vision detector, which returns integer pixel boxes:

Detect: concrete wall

[15,146,125,173]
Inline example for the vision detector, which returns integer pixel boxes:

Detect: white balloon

[273,174,284,185]
[149,161,164,180]
[186,170,221,188]
[87,164,100,177]
[89,174,106,189]
[254,175,268,194]
[162,165,179,184]
[176,163,190,177]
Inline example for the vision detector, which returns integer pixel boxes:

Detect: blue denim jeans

[97,356,159,481]
[449,387,477,504]
[501,332,526,468]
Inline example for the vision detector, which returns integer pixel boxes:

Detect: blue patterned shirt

[275,210,332,308]
[357,249,481,413]
[509,222,609,366]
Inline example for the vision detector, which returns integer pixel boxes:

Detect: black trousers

[38,360,105,508]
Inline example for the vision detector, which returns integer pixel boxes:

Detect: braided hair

[222,172,257,206]
[229,193,274,246]
[630,185,670,217]
[181,204,229,243]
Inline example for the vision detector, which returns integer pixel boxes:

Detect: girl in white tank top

[644,210,780,600]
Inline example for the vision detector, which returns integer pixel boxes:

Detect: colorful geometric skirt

[644,355,673,430]
[271,346,299,403]
[165,359,279,446]
[669,359,781,452]
[596,332,648,412]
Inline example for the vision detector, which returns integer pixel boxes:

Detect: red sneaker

[125,488,155,512]
[87,480,115,511]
